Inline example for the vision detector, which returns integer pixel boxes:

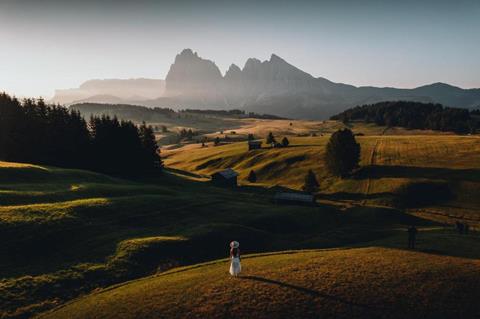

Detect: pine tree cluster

[0,93,161,174]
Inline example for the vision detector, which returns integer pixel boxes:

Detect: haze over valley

[52,49,480,119]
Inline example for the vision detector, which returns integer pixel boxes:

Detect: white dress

[229,256,241,276]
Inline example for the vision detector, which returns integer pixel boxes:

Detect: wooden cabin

[273,192,316,206]
[211,168,239,187]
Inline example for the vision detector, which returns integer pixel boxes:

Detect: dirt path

[362,134,384,204]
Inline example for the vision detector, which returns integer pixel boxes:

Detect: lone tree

[324,128,360,177]
[302,169,319,193]
[266,132,276,146]
[281,137,290,147]
[247,170,257,183]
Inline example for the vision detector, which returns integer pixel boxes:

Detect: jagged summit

[165,49,223,96]
[224,64,242,81]
[52,49,480,119]
[269,53,286,63]
[162,49,480,118]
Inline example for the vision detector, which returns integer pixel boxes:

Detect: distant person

[229,241,241,277]
[456,221,464,234]
[407,226,418,249]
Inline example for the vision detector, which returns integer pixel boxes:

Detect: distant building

[274,192,316,206]
[248,140,262,150]
[211,168,239,187]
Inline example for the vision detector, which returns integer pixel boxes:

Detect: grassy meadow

[0,159,421,318]
[1,120,479,318]
[38,247,480,319]
[164,122,480,225]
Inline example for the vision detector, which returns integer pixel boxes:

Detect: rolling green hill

[1,123,479,318]
[164,133,480,225]
[0,160,420,318]
[38,247,480,319]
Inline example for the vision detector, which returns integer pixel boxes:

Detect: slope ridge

[38,247,480,319]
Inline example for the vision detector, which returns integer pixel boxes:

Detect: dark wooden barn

[211,168,239,187]
[248,140,262,150]
[273,192,316,206]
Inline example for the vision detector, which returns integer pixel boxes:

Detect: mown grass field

[163,126,480,225]
[38,247,480,319]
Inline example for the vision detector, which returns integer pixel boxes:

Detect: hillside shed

[211,168,239,187]
[274,192,316,206]
[248,140,262,150]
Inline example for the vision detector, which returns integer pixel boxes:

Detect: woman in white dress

[229,241,241,277]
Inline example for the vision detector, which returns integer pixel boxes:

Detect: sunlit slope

[1,160,367,318]
[38,247,480,319]
[164,135,480,220]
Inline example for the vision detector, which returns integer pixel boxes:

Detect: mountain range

[52,49,480,119]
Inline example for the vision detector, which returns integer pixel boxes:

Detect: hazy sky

[1,0,479,97]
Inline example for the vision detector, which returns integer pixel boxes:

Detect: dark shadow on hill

[357,227,480,260]
[355,165,480,182]
[318,191,394,201]
[241,276,379,310]
[164,167,209,179]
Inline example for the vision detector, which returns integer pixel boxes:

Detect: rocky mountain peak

[165,49,223,96]
[269,53,285,63]
[224,64,242,81]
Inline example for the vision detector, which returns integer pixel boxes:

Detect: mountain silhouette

[53,49,480,119]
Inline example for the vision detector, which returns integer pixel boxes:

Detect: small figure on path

[229,241,241,277]
[407,226,417,249]
[456,221,464,234]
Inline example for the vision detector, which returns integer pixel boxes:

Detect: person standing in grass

[407,226,418,249]
[229,241,241,277]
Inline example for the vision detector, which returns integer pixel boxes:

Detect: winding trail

[362,138,381,204]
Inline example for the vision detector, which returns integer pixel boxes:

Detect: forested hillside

[331,101,478,134]
[0,93,160,174]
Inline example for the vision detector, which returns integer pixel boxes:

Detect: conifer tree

[302,169,319,193]
[325,129,361,177]
[139,122,162,169]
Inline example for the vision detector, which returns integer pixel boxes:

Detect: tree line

[0,93,161,174]
[331,101,478,134]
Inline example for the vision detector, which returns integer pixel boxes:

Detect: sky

[1,0,479,98]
